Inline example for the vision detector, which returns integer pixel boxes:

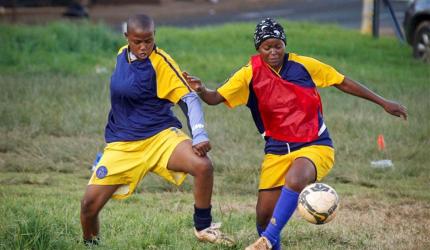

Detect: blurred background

[0,0,409,34]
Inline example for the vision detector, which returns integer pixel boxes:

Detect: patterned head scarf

[254,18,286,50]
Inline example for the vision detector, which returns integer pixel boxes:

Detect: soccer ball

[297,183,339,224]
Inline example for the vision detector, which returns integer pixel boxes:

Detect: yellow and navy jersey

[217,53,345,154]
[105,45,192,143]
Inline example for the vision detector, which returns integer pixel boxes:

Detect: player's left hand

[383,100,408,120]
[182,71,205,93]
[192,141,211,157]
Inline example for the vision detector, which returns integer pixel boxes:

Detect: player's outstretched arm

[335,77,408,120]
[182,72,225,105]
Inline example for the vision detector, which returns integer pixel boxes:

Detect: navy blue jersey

[105,46,191,143]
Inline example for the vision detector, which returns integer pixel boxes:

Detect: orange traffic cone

[377,134,385,151]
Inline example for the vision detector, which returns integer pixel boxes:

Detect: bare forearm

[181,71,225,105]
[335,77,408,119]
[335,77,386,106]
[197,87,225,105]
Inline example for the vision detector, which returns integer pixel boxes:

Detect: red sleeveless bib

[251,55,322,142]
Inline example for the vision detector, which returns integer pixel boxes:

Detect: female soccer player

[183,18,407,250]
[80,14,234,247]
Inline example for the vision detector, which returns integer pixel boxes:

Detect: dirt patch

[217,194,430,248]
[330,196,430,249]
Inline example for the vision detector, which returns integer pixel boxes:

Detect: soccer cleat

[245,236,273,250]
[83,236,100,247]
[194,222,235,246]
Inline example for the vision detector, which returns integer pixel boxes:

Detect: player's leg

[261,158,316,247]
[80,136,167,245]
[166,139,234,246]
[167,139,213,230]
[80,184,119,244]
[167,139,213,209]
[256,189,281,230]
[80,142,137,244]
[249,145,334,249]
[256,188,282,249]
[253,158,314,247]
[247,158,315,249]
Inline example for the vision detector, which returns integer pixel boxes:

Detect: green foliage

[1,21,429,249]
[0,198,76,250]
[0,21,122,75]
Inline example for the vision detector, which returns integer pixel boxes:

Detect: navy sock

[194,205,212,231]
[257,224,264,236]
[262,187,299,247]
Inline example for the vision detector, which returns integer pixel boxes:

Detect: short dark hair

[126,14,154,33]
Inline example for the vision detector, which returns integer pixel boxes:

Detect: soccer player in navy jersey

[79,14,234,247]
[183,18,408,250]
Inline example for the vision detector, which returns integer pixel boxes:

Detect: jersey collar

[126,44,157,63]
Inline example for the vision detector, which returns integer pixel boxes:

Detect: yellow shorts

[259,145,334,190]
[89,127,189,199]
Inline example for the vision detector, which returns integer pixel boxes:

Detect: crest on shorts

[96,166,108,179]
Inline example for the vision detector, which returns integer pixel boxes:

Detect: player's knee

[193,158,213,178]
[80,197,98,218]
[285,158,316,192]
[285,175,308,192]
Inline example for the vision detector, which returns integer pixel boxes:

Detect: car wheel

[413,21,430,62]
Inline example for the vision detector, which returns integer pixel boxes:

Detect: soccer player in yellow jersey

[80,14,234,247]
[183,18,408,250]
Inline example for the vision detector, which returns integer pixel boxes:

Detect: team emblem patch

[270,217,277,226]
[96,166,108,179]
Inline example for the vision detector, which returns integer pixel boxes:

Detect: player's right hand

[182,71,205,93]
[192,141,211,157]
[382,99,408,120]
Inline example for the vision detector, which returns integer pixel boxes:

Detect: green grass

[1,20,429,249]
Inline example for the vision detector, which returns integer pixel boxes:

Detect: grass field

[0,20,429,249]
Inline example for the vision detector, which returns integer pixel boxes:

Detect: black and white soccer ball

[297,183,339,224]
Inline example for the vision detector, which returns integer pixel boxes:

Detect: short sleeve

[217,64,253,108]
[290,54,345,88]
[151,48,191,103]
[117,45,128,55]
